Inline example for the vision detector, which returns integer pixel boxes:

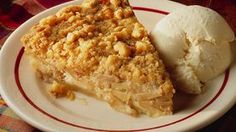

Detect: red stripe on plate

[133,7,169,15]
[14,48,230,131]
[14,7,229,131]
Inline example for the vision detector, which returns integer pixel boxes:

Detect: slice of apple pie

[21,0,175,117]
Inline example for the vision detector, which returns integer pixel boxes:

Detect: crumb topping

[22,0,168,86]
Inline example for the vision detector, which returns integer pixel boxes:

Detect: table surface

[0,0,235,131]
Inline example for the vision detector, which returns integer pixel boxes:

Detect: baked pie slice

[21,0,175,117]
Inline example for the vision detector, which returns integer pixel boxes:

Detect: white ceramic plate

[0,0,235,131]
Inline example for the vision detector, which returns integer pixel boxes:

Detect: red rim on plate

[14,7,230,132]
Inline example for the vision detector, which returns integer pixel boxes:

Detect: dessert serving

[21,0,175,117]
[151,6,235,94]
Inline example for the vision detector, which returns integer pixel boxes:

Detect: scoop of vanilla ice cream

[151,5,235,94]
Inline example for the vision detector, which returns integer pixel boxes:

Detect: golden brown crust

[21,0,174,117]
